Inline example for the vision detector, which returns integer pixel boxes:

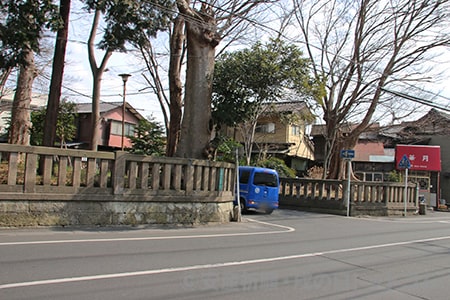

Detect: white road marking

[352,216,450,224]
[0,218,294,246]
[1,235,450,290]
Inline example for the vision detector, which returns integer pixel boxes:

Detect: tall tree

[31,98,77,147]
[81,0,174,150]
[128,117,165,156]
[0,0,61,145]
[0,67,12,99]
[86,6,111,151]
[137,28,181,157]
[138,19,185,157]
[291,0,450,178]
[9,50,36,145]
[213,39,322,164]
[166,16,185,157]
[174,0,276,159]
[42,0,71,148]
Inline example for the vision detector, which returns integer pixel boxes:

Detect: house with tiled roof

[74,101,145,150]
[379,108,450,206]
[310,122,396,181]
[311,108,450,208]
[221,101,315,175]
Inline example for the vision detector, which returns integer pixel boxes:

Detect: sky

[5,1,449,128]
[58,1,268,126]
[61,6,167,125]
[63,43,166,123]
[58,1,450,128]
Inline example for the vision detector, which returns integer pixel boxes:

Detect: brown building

[379,109,450,207]
[311,108,450,207]
[74,102,144,150]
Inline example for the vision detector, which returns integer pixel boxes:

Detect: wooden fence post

[113,151,126,194]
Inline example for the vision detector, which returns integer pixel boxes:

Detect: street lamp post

[119,73,131,150]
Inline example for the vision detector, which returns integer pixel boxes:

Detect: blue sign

[398,154,411,169]
[340,149,355,159]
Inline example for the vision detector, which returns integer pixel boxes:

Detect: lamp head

[119,73,131,83]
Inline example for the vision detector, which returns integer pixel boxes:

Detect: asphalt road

[1,209,450,300]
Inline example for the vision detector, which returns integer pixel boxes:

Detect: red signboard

[395,145,441,171]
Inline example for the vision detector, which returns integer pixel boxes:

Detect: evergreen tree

[212,39,324,163]
[30,99,77,147]
[0,0,62,146]
[129,117,165,156]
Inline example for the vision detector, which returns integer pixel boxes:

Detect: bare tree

[236,106,271,165]
[167,16,185,157]
[291,0,450,178]
[136,1,284,158]
[173,0,276,159]
[137,19,185,157]
[82,0,174,150]
[87,8,112,151]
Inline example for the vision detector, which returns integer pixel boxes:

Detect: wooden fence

[0,143,424,226]
[0,144,235,226]
[279,177,419,216]
[0,144,235,197]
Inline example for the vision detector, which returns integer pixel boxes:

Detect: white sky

[4,1,449,127]
[62,4,167,124]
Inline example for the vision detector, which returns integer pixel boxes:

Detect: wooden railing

[279,177,419,216]
[0,144,235,199]
[112,152,235,198]
[0,143,421,220]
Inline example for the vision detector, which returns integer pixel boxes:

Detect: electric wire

[7,0,447,115]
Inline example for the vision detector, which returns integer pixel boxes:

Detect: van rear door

[252,171,279,210]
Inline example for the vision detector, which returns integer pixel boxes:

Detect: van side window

[239,170,250,184]
[253,172,278,187]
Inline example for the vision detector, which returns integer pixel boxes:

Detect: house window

[291,125,301,136]
[111,121,135,137]
[355,172,384,182]
[255,123,275,134]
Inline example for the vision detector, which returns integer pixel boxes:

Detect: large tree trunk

[43,0,71,148]
[325,115,361,180]
[175,5,220,159]
[327,135,358,179]
[0,67,12,99]
[90,74,103,150]
[166,15,185,157]
[88,9,112,151]
[9,48,36,146]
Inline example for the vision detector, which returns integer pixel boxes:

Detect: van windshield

[253,172,278,187]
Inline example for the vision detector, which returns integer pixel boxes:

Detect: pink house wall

[102,106,139,149]
[76,105,140,149]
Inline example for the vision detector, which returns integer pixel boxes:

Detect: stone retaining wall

[0,198,234,227]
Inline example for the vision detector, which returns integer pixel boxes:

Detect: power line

[381,88,450,113]
[195,0,450,112]
[59,0,450,115]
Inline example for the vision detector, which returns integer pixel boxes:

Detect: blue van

[235,166,279,214]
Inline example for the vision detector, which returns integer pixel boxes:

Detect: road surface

[1,209,450,299]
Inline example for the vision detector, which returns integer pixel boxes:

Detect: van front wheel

[240,200,247,213]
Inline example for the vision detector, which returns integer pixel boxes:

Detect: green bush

[258,157,296,178]
[386,170,402,182]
